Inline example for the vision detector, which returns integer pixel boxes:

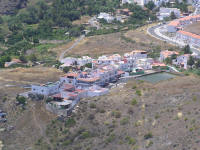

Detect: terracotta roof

[62,84,75,90]
[65,72,78,77]
[177,30,200,40]
[161,50,179,58]
[168,15,200,27]
[52,93,62,98]
[152,62,166,67]
[12,59,22,63]
[168,21,180,27]
[78,77,100,82]
[118,70,125,75]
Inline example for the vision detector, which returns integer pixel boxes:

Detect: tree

[19,55,27,63]
[188,56,194,66]
[0,16,4,24]
[63,66,70,73]
[85,63,92,68]
[170,12,176,20]
[29,54,37,62]
[171,54,177,60]
[16,95,27,106]
[195,59,200,68]
[145,1,156,10]
[183,45,191,54]
[165,57,172,64]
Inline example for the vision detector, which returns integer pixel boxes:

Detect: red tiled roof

[65,72,78,77]
[177,30,200,40]
[52,93,61,98]
[78,77,100,82]
[118,70,125,75]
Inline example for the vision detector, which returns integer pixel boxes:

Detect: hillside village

[25,46,199,116]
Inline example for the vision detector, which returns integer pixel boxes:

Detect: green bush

[65,118,76,127]
[16,95,27,106]
[120,117,129,125]
[131,98,137,105]
[89,103,96,109]
[125,136,136,145]
[144,132,153,139]
[136,90,142,96]
[111,111,121,118]
[132,85,137,89]
[105,133,115,144]
[80,131,90,139]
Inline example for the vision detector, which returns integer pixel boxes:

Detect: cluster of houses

[159,50,199,69]
[29,48,197,116]
[30,50,168,116]
[122,0,169,7]
[97,8,133,24]
[4,58,22,68]
[122,0,195,7]
[167,15,200,47]
[157,7,181,20]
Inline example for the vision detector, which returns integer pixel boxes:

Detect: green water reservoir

[138,72,176,83]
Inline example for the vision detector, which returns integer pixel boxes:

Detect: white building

[122,0,168,7]
[31,82,60,96]
[176,30,200,47]
[159,50,179,62]
[124,50,147,59]
[157,7,181,20]
[97,13,114,23]
[172,54,191,69]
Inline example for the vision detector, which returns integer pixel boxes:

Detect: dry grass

[60,24,176,58]
[72,16,91,25]
[0,67,64,84]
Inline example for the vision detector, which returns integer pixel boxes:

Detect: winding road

[147,24,200,55]
[59,34,85,62]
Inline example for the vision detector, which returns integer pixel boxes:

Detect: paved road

[59,35,85,62]
[147,24,200,55]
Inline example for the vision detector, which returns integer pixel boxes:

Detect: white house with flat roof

[97,13,114,23]
[157,7,181,20]
[31,82,60,96]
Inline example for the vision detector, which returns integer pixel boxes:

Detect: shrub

[99,108,105,113]
[62,140,72,146]
[125,136,136,145]
[80,131,90,139]
[132,85,137,89]
[89,103,96,108]
[105,133,115,144]
[88,114,95,120]
[144,132,153,140]
[120,117,129,125]
[136,90,142,96]
[111,111,121,118]
[16,95,27,106]
[65,118,76,127]
[3,96,7,102]
[131,98,137,105]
